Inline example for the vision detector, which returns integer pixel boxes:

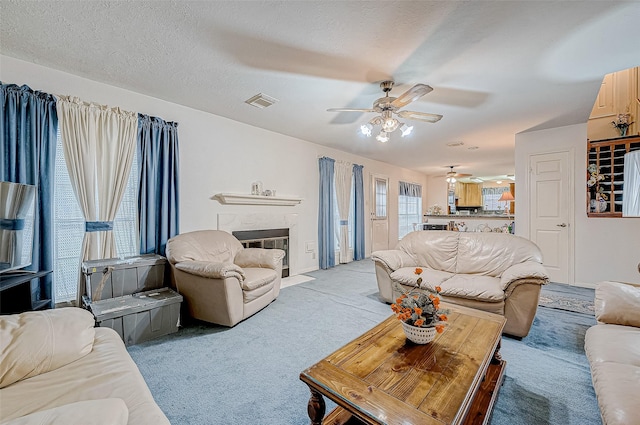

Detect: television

[0,181,36,275]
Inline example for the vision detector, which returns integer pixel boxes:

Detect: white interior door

[529,151,572,283]
[371,175,389,252]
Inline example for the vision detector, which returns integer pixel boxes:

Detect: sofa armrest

[175,260,245,281]
[0,308,95,389]
[595,280,640,327]
[500,261,549,291]
[234,248,285,270]
[371,250,417,272]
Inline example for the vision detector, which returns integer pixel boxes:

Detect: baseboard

[295,266,319,275]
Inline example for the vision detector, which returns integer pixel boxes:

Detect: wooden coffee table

[299,303,506,425]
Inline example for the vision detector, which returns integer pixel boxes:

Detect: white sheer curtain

[623,150,640,216]
[335,160,352,264]
[56,96,138,303]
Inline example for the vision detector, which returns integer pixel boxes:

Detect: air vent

[467,146,479,150]
[245,93,278,109]
[446,141,464,147]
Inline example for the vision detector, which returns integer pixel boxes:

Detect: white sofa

[0,308,169,425]
[584,280,640,425]
[372,230,549,337]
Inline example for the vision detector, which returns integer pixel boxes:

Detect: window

[398,181,422,239]
[482,187,509,212]
[374,177,387,219]
[52,130,139,302]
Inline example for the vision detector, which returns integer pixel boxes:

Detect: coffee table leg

[491,339,503,365]
[307,387,326,425]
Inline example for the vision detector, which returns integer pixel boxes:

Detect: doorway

[371,174,389,252]
[528,151,573,284]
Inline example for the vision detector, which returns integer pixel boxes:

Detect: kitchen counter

[424,214,514,219]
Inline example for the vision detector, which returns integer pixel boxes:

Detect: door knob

[556,223,567,227]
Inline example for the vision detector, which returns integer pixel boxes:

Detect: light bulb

[376,132,389,143]
[360,123,372,137]
[400,123,413,137]
[446,176,456,183]
[382,118,399,133]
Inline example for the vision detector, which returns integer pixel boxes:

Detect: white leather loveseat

[372,230,549,337]
[0,308,169,425]
[585,280,640,425]
[166,230,285,327]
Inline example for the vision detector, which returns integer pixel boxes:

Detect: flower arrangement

[587,163,604,196]
[391,268,449,333]
[611,113,634,137]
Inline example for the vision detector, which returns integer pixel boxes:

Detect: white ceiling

[1,1,639,179]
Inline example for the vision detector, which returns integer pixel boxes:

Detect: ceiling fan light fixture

[400,123,413,137]
[360,123,373,137]
[376,131,389,143]
[446,176,456,183]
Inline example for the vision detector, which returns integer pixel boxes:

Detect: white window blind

[398,181,422,239]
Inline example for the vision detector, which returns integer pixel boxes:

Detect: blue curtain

[318,157,335,269]
[1,83,57,306]
[353,164,365,261]
[137,114,180,256]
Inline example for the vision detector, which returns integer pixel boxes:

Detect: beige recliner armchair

[165,230,285,327]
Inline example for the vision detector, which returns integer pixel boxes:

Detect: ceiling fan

[444,166,471,183]
[327,80,443,142]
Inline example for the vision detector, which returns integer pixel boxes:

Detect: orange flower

[433,299,440,309]
[396,295,406,304]
[435,324,445,334]
[435,286,442,293]
[414,319,424,327]
[414,307,423,315]
[438,314,448,321]
[415,267,423,275]
[429,294,436,301]
[391,304,399,313]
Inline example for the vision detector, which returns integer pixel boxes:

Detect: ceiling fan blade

[327,108,375,113]
[397,110,443,123]
[391,84,433,108]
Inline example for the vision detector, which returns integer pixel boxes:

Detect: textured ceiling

[1,1,639,179]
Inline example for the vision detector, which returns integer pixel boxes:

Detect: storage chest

[86,287,182,346]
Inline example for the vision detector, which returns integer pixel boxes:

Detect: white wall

[516,123,640,286]
[0,55,427,275]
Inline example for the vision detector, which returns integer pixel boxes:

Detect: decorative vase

[619,127,628,137]
[401,321,437,344]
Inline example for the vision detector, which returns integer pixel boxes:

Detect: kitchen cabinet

[456,182,483,207]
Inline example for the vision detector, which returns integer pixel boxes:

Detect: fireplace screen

[232,228,289,278]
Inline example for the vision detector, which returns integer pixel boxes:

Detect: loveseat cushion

[0,308,95,389]
[438,274,504,302]
[166,230,243,264]
[241,268,277,292]
[395,231,458,272]
[0,328,169,425]
[1,398,129,425]
[587,361,640,425]
[456,233,543,276]
[594,280,640,327]
[390,267,453,291]
[585,324,640,367]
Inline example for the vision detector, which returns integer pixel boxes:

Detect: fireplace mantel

[213,193,303,206]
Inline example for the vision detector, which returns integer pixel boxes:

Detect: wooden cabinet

[456,183,483,206]
[587,135,640,217]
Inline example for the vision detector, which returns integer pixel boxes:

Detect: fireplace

[232,228,289,278]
